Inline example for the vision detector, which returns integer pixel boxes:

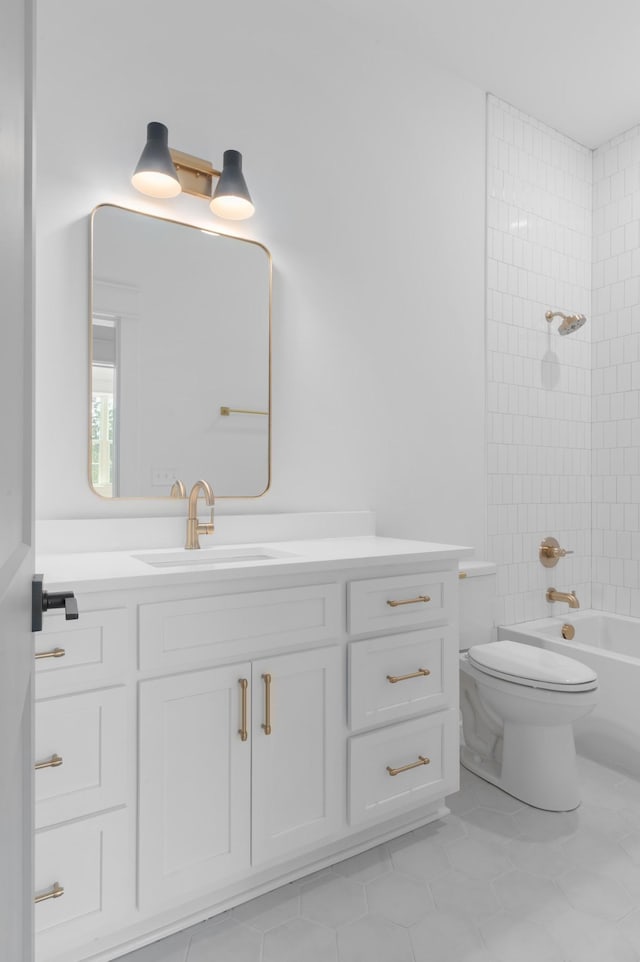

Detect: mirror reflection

[90,205,271,499]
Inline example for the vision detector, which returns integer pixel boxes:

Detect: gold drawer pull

[387,668,431,684]
[386,595,431,608]
[35,754,63,771]
[261,673,272,735]
[34,882,64,904]
[238,678,248,742]
[386,755,430,777]
[35,647,66,660]
[459,572,468,579]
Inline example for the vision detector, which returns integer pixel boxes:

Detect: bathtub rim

[499,609,640,668]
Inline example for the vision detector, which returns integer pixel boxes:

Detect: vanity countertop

[37,535,474,593]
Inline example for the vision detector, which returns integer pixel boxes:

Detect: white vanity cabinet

[34,608,132,962]
[345,569,459,826]
[34,539,465,962]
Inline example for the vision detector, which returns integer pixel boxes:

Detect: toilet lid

[468,640,598,692]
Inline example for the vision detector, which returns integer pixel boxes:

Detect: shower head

[545,310,587,336]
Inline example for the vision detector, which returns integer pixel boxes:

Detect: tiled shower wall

[487,96,592,626]
[592,127,640,615]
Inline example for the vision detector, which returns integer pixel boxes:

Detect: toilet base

[460,720,581,813]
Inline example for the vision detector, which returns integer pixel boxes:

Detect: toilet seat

[467,639,598,693]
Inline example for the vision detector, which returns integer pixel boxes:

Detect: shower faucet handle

[539,536,573,568]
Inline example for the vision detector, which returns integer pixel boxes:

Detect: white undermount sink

[132,545,297,568]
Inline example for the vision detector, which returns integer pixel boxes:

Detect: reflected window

[91,318,118,496]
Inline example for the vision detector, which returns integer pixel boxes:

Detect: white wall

[35,0,487,553]
[592,126,640,615]
[486,97,592,625]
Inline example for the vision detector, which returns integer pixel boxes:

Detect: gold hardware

[185,480,215,549]
[539,536,574,568]
[169,148,220,200]
[170,480,186,498]
[34,882,64,904]
[35,647,66,660]
[238,678,248,741]
[561,623,576,640]
[386,668,431,684]
[262,673,272,735]
[387,595,431,608]
[546,587,580,609]
[89,204,273,504]
[220,406,268,417]
[458,572,468,579]
[545,309,587,336]
[35,754,63,771]
[386,755,430,777]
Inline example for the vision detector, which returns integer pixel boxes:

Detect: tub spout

[546,588,580,609]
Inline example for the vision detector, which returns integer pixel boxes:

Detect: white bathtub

[499,611,640,777]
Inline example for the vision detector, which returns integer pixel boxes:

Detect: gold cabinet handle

[386,668,431,684]
[238,678,248,742]
[386,755,430,777]
[386,595,431,608]
[34,882,64,904]
[35,754,63,771]
[35,647,66,660]
[261,673,272,735]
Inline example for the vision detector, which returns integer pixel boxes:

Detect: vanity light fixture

[131,122,255,220]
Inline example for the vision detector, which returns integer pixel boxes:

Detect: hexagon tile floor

[116,757,640,962]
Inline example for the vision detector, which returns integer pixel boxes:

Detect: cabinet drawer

[349,627,456,731]
[139,583,341,671]
[35,608,128,698]
[35,809,130,961]
[35,688,128,829]
[348,571,455,635]
[348,711,459,826]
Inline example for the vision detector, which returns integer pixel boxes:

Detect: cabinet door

[251,646,343,866]
[138,663,251,909]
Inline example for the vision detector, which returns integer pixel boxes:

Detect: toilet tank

[458,561,497,651]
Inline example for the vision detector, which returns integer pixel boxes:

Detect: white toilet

[458,563,598,812]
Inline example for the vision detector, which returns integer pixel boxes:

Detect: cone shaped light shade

[210,150,255,220]
[131,122,182,199]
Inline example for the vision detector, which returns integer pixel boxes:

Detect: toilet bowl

[459,640,598,811]
[458,564,598,812]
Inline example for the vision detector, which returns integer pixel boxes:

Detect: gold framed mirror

[89,204,271,499]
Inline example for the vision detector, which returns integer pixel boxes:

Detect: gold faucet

[546,587,580,609]
[185,480,215,549]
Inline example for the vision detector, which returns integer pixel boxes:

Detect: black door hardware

[32,574,79,633]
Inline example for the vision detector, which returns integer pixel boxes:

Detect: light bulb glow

[210,195,255,220]
[131,170,182,199]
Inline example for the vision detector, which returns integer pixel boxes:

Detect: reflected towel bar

[220,407,268,417]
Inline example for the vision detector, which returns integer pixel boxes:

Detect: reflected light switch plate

[151,468,179,488]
